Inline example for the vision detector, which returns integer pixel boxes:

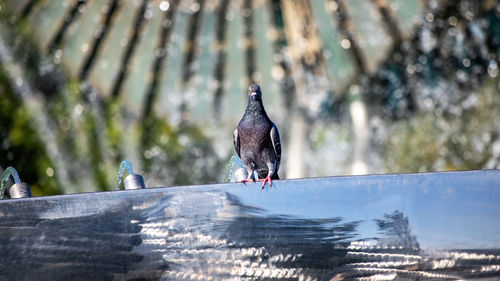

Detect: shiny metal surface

[8,182,32,198]
[0,170,498,280]
[123,174,146,190]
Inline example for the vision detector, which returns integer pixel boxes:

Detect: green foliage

[105,101,124,162]
[0,7,222,193]
[385,78,500,173]
[0,0,497,196]
[140,116,223,186]
[0,70,61,195]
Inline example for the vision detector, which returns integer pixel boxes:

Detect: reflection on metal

[1,167,32,199]
[7,183,32,199]
[0,170,498,280]
[117,160,145,190]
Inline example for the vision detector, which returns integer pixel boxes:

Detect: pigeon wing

[233,127,241,158]
[270,123,281,167]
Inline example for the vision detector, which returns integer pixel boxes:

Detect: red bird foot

[257,176,272,190]
[240,179,254,184]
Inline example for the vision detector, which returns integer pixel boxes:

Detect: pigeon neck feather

[243,98,269,122]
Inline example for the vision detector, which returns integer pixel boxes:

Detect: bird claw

[257,176,272,190]
[240,176,272,190]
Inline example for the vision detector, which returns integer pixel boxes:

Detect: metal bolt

[117,160,146,190]
[1,167,32,199]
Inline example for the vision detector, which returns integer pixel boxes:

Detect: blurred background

[0,0,498,195]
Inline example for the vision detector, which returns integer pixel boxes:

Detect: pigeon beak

[250,92,257,100]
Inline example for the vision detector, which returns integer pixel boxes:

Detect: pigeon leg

[257,175,272,190]
[257,161,276,189]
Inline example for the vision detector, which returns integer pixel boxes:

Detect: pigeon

[233,84,281,189]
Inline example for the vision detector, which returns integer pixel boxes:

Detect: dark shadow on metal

[0,170,499,280]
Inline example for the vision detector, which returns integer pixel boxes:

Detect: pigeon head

[248,84,262,101]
